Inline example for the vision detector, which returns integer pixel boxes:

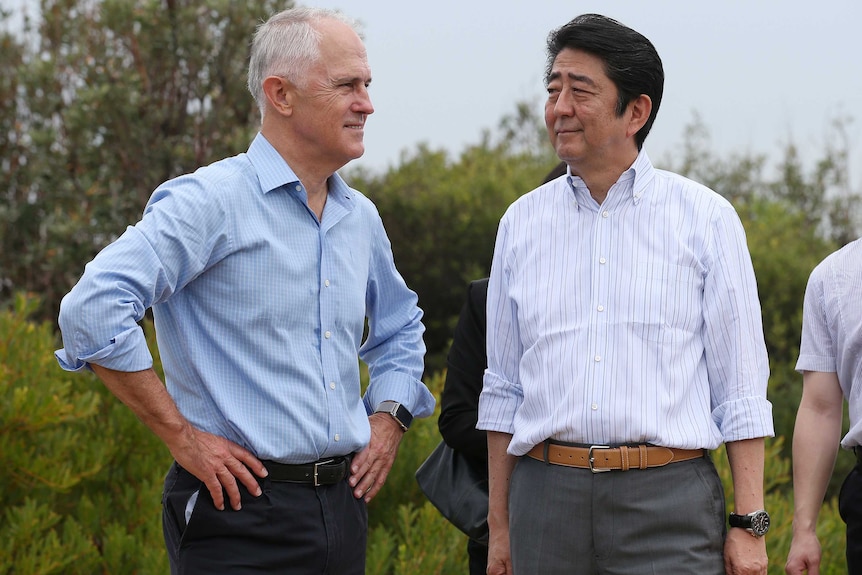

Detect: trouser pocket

[161,462,203,572]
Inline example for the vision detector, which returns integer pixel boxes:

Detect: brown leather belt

[526,442,706,473]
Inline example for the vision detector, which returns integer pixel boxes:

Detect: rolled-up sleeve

[55,227,164,373]
[55,178,217,374]
[703,204,774,441]
[360,212,435,419]
[478,216,523,434]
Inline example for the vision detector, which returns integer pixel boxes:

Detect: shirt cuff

[713,396,775,442]
[363,371,436,419]
[55,326,153,373]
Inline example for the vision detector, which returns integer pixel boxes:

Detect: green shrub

[0,295,169,574]
[1,296,850,574]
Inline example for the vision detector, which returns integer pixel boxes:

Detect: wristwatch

[728,510,770,537]
[374,400,413,432]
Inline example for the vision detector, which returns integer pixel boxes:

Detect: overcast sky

[298,0,862,180]
[4,0,861,181]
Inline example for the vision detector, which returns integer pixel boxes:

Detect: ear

[262,76,295,117]
[626,94,652,139]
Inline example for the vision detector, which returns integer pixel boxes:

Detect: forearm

[91,364,193,451]
[790,382,843,533]
[487,431,516,531]
[725,437,766,513]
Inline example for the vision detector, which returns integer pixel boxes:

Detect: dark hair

[545,14,663,150]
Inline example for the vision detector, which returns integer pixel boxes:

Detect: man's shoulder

[190,152,255,185]
[650,168,735,211]
[503,179,565,214]
[812,238,862,283]
[158,152,254,196]
[652,167,721,196]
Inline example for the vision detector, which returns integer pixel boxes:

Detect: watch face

[750,511,770,536]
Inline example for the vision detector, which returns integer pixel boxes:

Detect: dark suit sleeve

[438,278,489,465]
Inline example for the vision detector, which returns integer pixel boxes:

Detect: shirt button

[334,434,340,442]
[599,257,607,264]
[324,279,330,287]
[591,403,598,411]
[295,184,302,192]
[602,210,609,218]
[329,381,336,390]
[594,355,601,362]
[324,331,331,339]
[597,305,604,312]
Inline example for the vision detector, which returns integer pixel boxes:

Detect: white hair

[247,7,362,119]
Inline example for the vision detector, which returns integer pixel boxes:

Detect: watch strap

[374,400,412,431]
[729,510,770,537]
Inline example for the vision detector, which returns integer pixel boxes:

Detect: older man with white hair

[55,7,432,573]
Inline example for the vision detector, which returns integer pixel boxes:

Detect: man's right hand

[785,530,822,575]
[486,529,512,575]
[90,365,267,511]
[168,425,268,511]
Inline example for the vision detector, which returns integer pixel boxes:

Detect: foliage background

[1,1,860,574]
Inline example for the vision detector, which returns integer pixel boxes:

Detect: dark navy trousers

[162,462,367,574]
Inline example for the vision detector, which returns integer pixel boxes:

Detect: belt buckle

[588,445,611,473]
[313,459,334,487]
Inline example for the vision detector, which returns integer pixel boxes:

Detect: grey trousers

[509,454,726,575]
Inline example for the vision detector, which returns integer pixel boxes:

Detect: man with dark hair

[55,7,433,574]
[478,14,773,575]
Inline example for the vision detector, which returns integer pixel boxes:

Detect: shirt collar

[245,132,355,206]
[565,149,656,208]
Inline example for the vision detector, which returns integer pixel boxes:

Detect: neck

[569,149,639,205]
[261,124,334,219]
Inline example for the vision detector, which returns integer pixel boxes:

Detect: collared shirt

[55,133,434,463]
[796,238,862,448]
[477,150,774,456]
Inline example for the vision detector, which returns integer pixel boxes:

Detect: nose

[354,85,374,116]
[553,89,574,117]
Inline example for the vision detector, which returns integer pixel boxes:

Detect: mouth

[345,114,367,130]
[556,126,581,136]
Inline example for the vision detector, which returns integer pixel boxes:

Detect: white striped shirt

[796,238,862,447]
[477,151,773,455]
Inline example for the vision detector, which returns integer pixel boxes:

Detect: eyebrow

[546,71,597,87]
[333,75,372,86]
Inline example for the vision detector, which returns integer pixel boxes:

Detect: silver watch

[374,400,412,431]
[728,510,770,537]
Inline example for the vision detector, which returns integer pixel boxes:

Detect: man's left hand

[724,528,768,575]
[349,413,405,502]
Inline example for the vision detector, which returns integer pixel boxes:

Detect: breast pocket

[631,264,702,343]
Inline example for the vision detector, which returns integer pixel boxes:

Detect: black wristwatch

[374,400,413,432]
[729,510,770,537]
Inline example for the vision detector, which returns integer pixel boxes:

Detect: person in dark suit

[437,162,566,575]
[439,278,490,575]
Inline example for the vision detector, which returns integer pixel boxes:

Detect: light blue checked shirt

[478,151,774,456]
[796,237,862,448]
[56,133,434,463]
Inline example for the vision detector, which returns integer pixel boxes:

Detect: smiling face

[545,48,640,176]
[288,18,374,173]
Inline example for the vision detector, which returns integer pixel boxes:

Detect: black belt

[262,456,351,486]
[854,447,862,466]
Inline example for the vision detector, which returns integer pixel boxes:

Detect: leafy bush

[0,295,170,574]
[0,295,852,574]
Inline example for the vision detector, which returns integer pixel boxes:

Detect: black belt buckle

[313,458,335,487]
